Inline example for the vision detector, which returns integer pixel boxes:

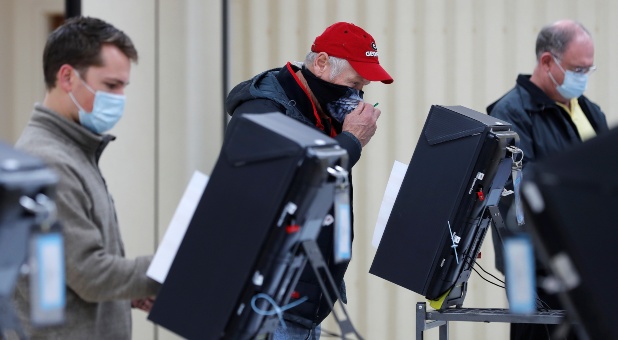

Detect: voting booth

[148,112,356,339]
[370,105,519,309]
[522,126,618,340]
[0,142,62,337]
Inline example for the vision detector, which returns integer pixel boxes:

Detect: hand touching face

[341,101,381,147]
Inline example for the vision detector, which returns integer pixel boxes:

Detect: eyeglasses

[551,54,597,75]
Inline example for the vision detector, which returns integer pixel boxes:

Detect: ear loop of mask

[547,56,564,88]
[68,69,95,113]
[74,70,96,94]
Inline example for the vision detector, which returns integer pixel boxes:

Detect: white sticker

[36,233,64,309]
[334,193,351,263]
[30,232,65,326]
[505,235,535,314]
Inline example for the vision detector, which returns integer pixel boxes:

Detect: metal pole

[221,0,230,138]
[65,0,81,19]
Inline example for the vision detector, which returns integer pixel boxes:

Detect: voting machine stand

[148,112,362,339]
[288,239,363,339]
[415,301,567,340]
[413,200,567,340]
[419,127,618,340]
[367,105,572,339]
[414,196,567,339]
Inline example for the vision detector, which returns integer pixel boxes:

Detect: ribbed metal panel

[4,1,616,339]
[228,1,616,339]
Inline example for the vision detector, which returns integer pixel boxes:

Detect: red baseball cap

[311,22,393,84]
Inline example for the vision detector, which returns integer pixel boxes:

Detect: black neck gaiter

[300,66,349,112]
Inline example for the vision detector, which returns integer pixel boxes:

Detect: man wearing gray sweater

[13,16,159,339]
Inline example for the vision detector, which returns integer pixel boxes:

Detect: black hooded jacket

[224,63,362,327]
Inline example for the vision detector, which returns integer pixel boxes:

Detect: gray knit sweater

[13,105,160,339]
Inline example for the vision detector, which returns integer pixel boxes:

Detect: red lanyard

[286,62,337,138]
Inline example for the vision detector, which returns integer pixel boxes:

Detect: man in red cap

[225,22,393,339]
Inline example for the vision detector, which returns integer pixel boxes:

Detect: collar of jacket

[32,104,115,164]
[515,74,559,113]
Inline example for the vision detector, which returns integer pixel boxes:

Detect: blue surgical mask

[326,88,364,123]
[68,71,126,134]
[549,56,589,99]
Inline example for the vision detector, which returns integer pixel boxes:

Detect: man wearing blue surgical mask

[487,19,608,340]
[13,16,160,339]
[68,69,127,134]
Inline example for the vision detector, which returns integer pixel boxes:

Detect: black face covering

[301,66,349,113]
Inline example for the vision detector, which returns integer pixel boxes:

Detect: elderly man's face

[324,62,371,91]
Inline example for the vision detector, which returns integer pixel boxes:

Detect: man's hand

[341,102,381,147]
[131,296,156,312]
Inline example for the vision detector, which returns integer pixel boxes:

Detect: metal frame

[415,302,566,339]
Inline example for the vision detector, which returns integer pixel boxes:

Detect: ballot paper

[147,171,209,283]
[372,160,408,248]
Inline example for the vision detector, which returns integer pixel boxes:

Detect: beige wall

[0,0,13,143]
[2,0,62,144]
[227,1,618,339]
[82,1,224,339]
[2,0,617,339]
[81,1,157,338]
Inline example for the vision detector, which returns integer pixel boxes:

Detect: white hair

[304,52,351,80]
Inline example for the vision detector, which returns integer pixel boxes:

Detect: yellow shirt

[556,98,597,141]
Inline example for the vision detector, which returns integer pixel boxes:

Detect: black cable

[472,257,505,284]
[463,254,505,289]
[535,295,552,312]
[464,250,555,313]
[465,254,549,312]
[488,209,554,314]
[471,266,506,289]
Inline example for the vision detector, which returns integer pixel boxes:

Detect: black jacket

[488,74,608,173]
[224,63,362,327]
[487,74,608,273]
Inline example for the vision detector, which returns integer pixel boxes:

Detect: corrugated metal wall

[4,1,616,339]
[227,1,617,339]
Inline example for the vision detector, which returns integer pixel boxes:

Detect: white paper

[147,171,209,283]
[372,160,408,248]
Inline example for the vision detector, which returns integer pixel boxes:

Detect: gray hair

[304,52,351,80]
[535,20,591,60]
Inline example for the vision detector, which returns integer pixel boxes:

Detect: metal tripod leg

[301,240,364,340]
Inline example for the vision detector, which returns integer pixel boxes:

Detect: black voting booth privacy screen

[370,105,517,306]
[522,127,618,340]
[148,112,348,339]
